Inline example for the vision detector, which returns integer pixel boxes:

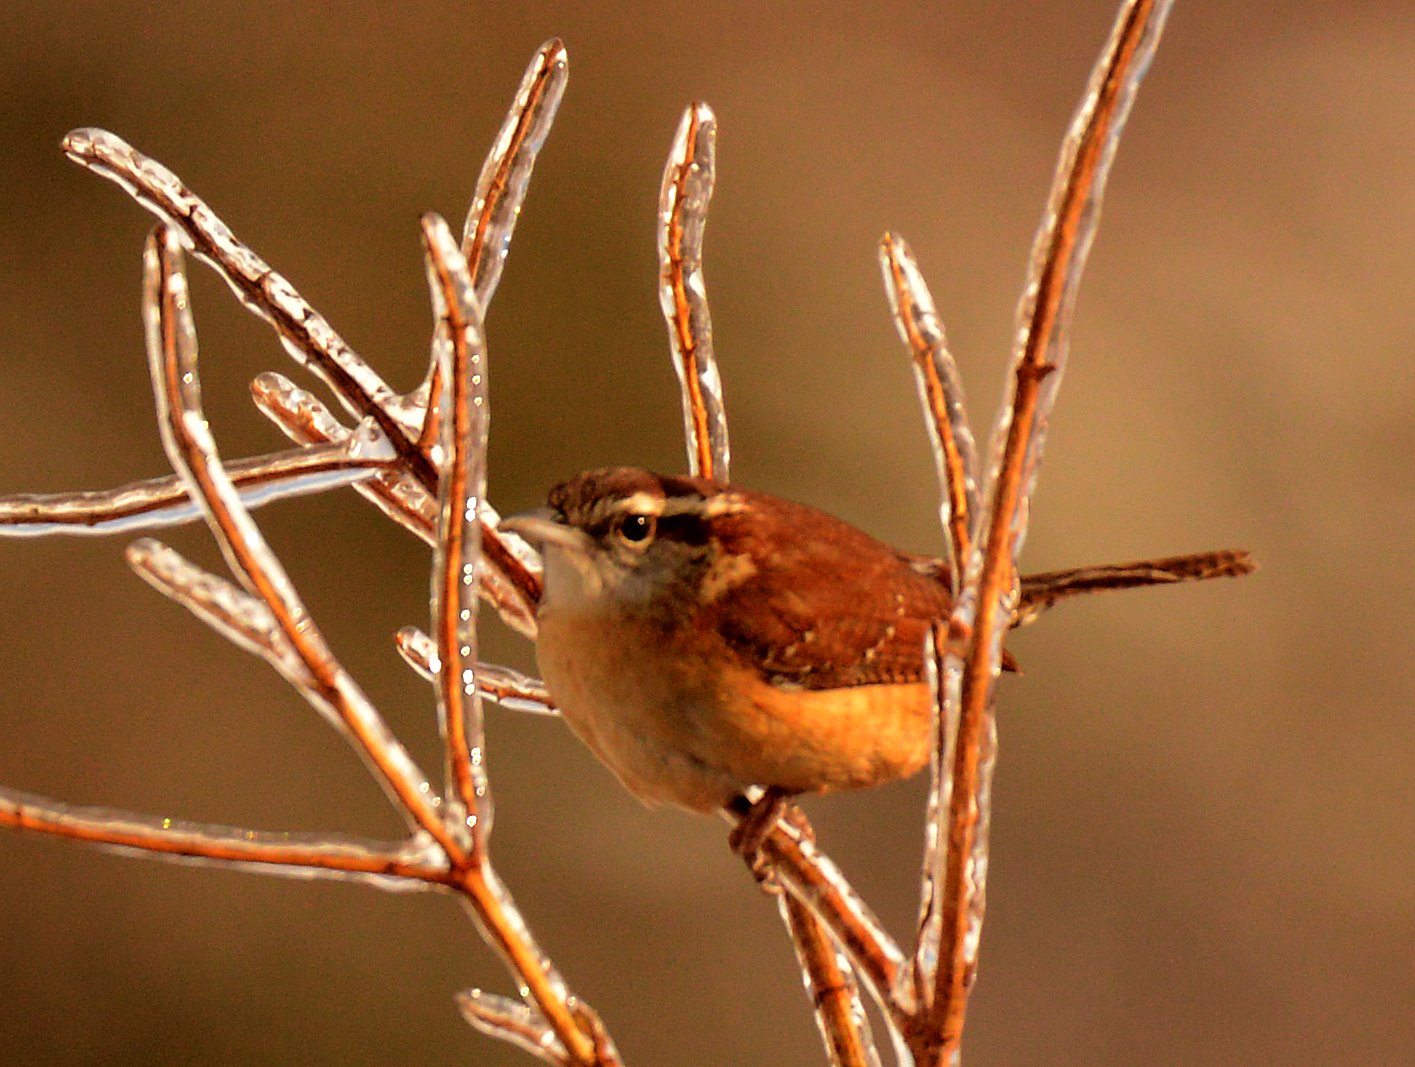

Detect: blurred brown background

[0,2,1410,1064]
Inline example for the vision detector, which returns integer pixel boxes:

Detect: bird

[500,466,968,816]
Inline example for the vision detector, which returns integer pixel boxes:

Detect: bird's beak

[498,510,592,556]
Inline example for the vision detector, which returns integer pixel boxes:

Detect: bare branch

[880,233,978,586]
[419,38,569,453]
[0,788,447,887]
[0,442,384,537]
[929,0,1176,1052]
[780,893,884,1067]
[659,102,729,481]
[395,626,557,716]
[458,990,570,1066]
[140,223,457,857]
[421,213,493,853]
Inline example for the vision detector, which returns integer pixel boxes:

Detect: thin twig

[0,789,448,886]
[880,233,978,586]
[252,371,541,640]
[780,893,883,1067]
[422,214,493,852]
[142,223,458,856]
[458,990,570,1066]
[420,214,616,1065]
[419,38,569,454]
[927,0,1175,1056]
[659,102,729,480]
[126,537,308,681]
[394,626,557,715]
[64,127,417,466]
[0,442,383,536]
[63,124,545,631]
[725,799,911,1021]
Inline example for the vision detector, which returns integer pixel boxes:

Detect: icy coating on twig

[419,39,569,454]
[423,215,494,851]
[395,626,558,716]
[659,103,730,481]
[463,39,569,307]
[880,233,978,586]
[0,440,382,537]
[142,223,456,853]
[459,990,570,1066]
[780,893,884,1067]
[64,128,403,436]
[928,0,1175,1053]
[0,790,448,888]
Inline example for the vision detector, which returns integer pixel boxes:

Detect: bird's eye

[616,512,656,546]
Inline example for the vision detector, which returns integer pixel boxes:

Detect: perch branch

[661,100,880,1060]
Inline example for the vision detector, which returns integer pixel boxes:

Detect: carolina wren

[501,467,957,813]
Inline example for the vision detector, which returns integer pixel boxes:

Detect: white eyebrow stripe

[615,491,666,516]
[702,493,744,518]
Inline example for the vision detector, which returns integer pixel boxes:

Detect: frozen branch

[395,626,557,716]
[925,0,1176,1056]
[251,370,542,639]
[141,223,456,855]
[458,990,570,1066]
[880,233,978,586]
[419,38,569,453]
[63,123,544,634]
[0,442,383,536]
[659,103,730,481]
[780,893,884,1067]
[0,789,447,887]
[64,127,417,460]
[422,214,493,852]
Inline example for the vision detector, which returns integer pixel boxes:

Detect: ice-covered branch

[880,233,978,586]
[458,990,571,1066]
[64,128,416,460]
[141,223,457,856]
[395,626,557,715]
[0,441,383,537]
[422,215,493,852]
[780,893,884,1067]
[0,789,447,887]
[659,103,729,481]
[926,0,1176,1055]
[419,38,569,453]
